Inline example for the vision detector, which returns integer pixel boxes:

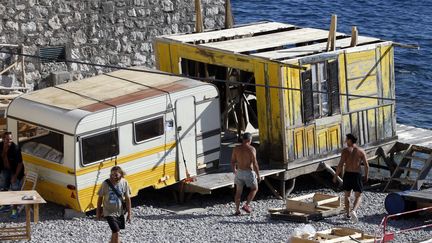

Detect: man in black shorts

[333,134,369,222]
[97,166,132,243]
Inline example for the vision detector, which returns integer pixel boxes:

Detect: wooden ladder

[384,145,432,191]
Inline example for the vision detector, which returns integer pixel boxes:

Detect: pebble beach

[1,176,431,243]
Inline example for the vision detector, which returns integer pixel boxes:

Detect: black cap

[242,132,252,141]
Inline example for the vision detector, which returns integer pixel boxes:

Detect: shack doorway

[180,58,258,138]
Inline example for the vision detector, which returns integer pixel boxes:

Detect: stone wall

[0,0,225,90]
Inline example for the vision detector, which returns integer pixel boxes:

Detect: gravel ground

[1,176,431,243]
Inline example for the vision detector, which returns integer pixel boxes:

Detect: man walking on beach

[333,133,369,222]
[97,166,132,243]
[231,132,261,215]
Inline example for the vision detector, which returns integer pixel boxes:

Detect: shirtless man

[231,132,261,215]
[333,133,369,222]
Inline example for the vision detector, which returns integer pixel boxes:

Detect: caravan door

[175,96,197,180]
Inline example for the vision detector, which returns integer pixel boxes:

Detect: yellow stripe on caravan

[75,141,176,176]
[23,141,176,176]
[78,161,177,212]
[22,153,73,174]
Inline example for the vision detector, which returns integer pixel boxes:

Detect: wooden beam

[350,26,358,47]
[326,14,337,51]
[263,178,283,199]
[20,44,27,89]
[195,0,203,33]
[0,62,18,76]
[225,0,234,29]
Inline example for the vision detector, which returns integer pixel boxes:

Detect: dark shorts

[343,172,363,193]
[105,215,125,233]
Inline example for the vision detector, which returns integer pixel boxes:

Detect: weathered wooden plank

[397,124,432,149]
[202,28,345,53]
[252,36,379,60]
[163,22,294,43]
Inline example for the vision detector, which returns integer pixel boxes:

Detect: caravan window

[81,129,119,165]
[134,117,164,143]
[18,122,64,164]
[302,59,340,123]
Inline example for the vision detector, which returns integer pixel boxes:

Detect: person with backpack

[96,166,132,243]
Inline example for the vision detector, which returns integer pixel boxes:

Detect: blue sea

[232,0,432,129]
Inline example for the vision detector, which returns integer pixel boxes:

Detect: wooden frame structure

[0,44,28,132]
[155,20,397,186]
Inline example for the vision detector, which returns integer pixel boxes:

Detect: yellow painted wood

[345,49,377,79]
[291,66,302,125]
[294,128,304,159]
[254,62,269,145]
[78,161,177,212]
[35,179,81,211]
[283,67,292,126]
[305,125,315,156]
[380,45,392,98]
[154,41,172,73]
[168,42,255,72]
[268,63,283,144]
[349,98,378,111]
[154,29,395,166]
[338,54,348,113]
[317,129,328,154]
[348,75,377,95]
[328,125,340,151]
[367,109,377,141]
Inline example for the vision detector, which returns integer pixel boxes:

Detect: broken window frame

[302,59,340,123]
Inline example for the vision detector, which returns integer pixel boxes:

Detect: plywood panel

[328,125,340,151]
[254,62,269,144]
[338,54,348,113]
[253,36,379,60]
[268,63,283,144]
[154,41,172,72]
[169,42,255,72]
[317,130,328,154]
[367,109,377,142]
[348,75,377,95]
[306,125,315,156]
[202,28,344,53]
[164,22,294,43]
[294,128,304,159]
[380,45,392,98]
[346,49,377,79]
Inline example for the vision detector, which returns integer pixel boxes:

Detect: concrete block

[50,71,71,85]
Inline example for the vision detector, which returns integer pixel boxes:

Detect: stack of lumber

[269,193,343,222]
[290,227,376,243]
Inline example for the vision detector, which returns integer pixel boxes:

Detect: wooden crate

[290,227,376,243]
[269,193,343,222]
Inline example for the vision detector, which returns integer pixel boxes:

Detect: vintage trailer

[6,68,220,212]
[154,21,397,182]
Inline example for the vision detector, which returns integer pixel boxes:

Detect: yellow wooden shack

[154,21,397,180]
